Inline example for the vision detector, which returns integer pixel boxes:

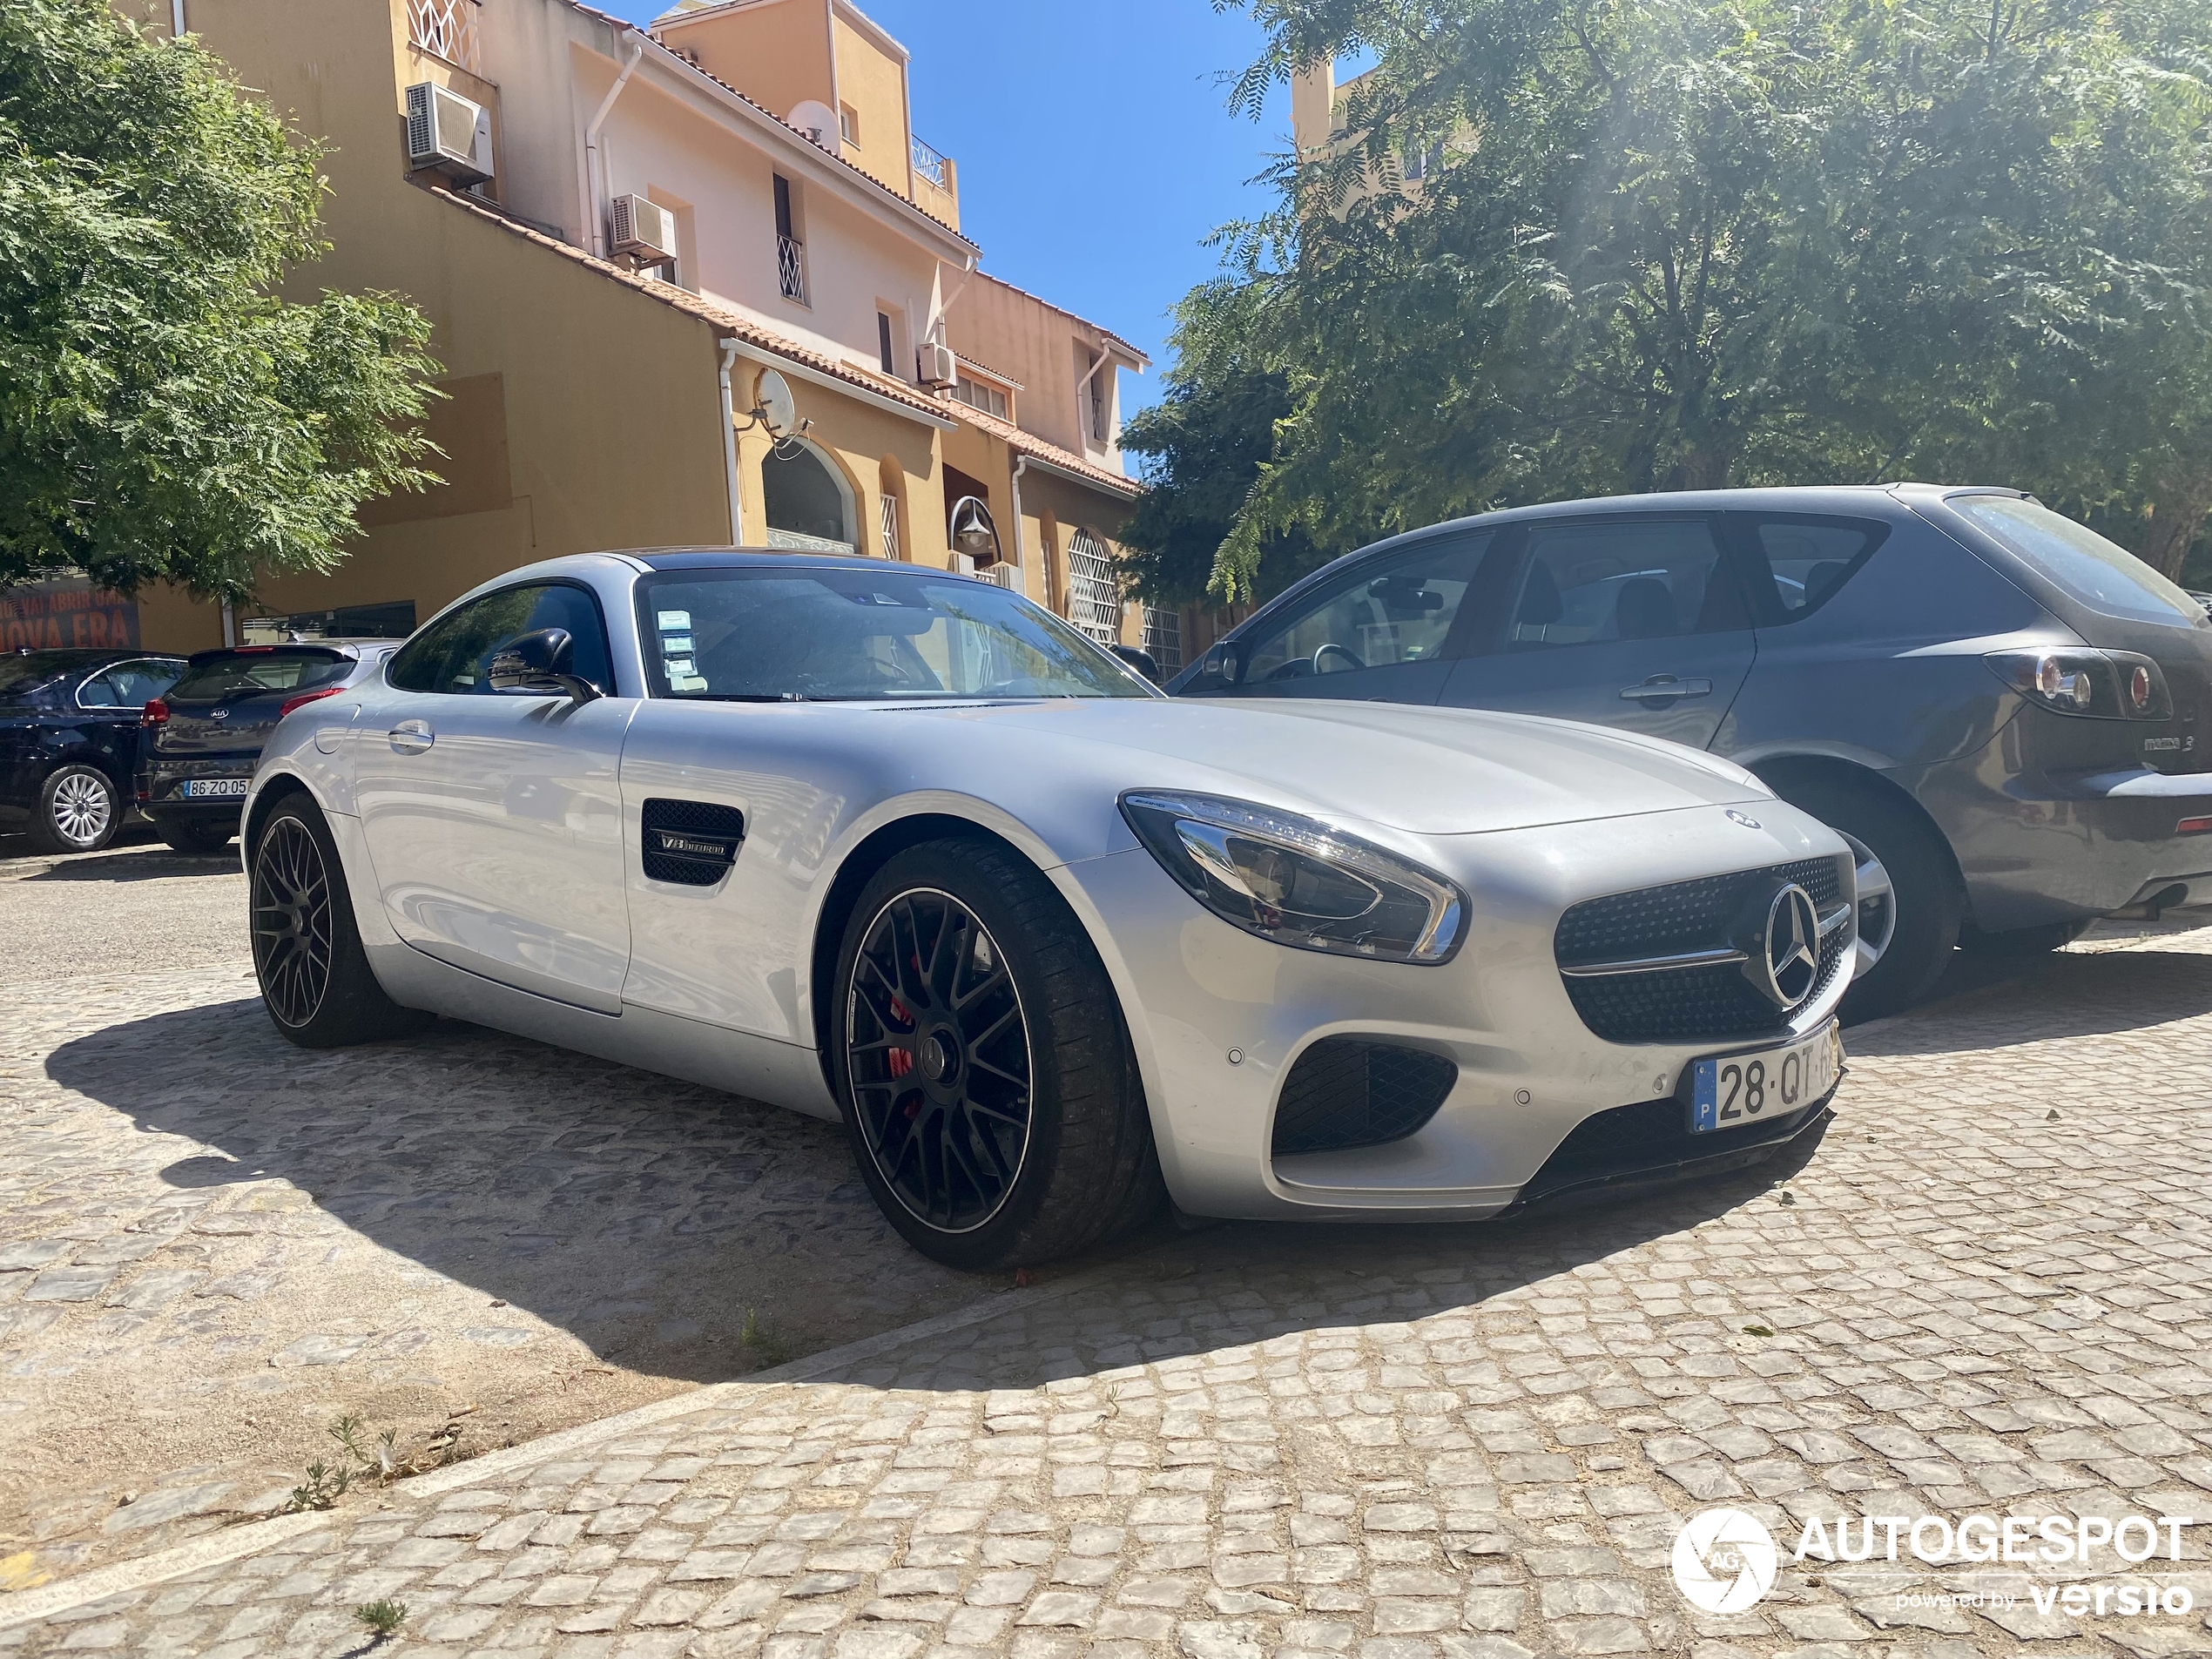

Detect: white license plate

[182,779,249,799]
[1691,1024,1842,1133]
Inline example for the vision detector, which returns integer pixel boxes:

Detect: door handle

[388,719,435,754]
[1619,675,1712,703]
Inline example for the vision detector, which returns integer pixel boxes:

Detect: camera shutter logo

[1671,1507,1779,1613]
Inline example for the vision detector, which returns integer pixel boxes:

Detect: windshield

[168,650,354,703]
[635,568,1157,702]
[0,651,96,700]
[1950,496,2205,627]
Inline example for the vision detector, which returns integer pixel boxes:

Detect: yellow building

[120,0,1167,661]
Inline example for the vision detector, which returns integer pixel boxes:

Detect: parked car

[1168,484,2212,1017]
[239,550,1860,1267]
[138,641,399,854]
[0,647,186,854]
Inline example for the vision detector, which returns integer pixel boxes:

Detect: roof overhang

[727,339,958,430]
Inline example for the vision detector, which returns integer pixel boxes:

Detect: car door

[1440,515,1758,749]
[350,581,637,1014]
[1195,533,1495,705]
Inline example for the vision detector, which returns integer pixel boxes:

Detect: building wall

[944,275,1134,469]
[654,0,833,132]
[828,6,908,199]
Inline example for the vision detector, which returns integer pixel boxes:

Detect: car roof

[626,549,945,576]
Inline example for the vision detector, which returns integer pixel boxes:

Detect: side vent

[640,799,745,887]
[1271,1038,1458,1157]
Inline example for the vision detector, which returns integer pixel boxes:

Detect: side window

[1240,536,1489,685]
[1737,516,1885,621]
[1507,519,1747,650]
[388,584,614,695]
[78,659,179,709]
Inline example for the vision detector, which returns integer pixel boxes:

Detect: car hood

[889,697,1770,835]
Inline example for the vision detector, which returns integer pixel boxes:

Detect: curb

[0,1255,1135,1630]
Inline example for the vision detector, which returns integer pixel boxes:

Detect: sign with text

[0,576,140,651]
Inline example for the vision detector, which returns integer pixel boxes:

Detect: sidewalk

[6,923,2211,1657]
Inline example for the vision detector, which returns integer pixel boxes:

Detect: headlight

[1120,792,1467,964]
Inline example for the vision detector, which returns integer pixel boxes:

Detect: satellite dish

[788,99,838,149]
[755,370,798,440]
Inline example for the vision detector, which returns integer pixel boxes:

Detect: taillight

[1984,650,2171,719]
[278,685,345,719]
[140,698,169,727]
[2181,816,2212,837]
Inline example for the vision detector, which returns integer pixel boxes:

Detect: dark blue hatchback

[1167,483,2212,1017]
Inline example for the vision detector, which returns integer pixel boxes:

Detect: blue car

[1168,484,2212,1016]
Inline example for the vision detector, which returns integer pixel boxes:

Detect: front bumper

[1058,799,1854,1222]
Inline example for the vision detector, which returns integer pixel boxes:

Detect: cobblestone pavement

[7,918,2211,1656]
[0,846,1008,1588]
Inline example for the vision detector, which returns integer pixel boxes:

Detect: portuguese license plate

[182,778,249,799]
[1691,1023,1842,1134]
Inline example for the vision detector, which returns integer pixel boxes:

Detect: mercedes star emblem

[1747,882,1822,1010]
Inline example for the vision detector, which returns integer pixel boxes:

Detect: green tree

[1162,0,2212,600]
[0,0,440,599]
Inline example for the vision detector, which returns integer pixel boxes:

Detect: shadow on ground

[1851,946,2212,1057]
[18,846,237,883]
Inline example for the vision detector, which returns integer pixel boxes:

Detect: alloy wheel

[846,887,1034,1233]
[253,818,334,1028]
[49,772,111,849]
[1843,829,1896,979]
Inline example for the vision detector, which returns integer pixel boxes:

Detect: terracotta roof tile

[949,399,1144,500]
[428,185,954,421]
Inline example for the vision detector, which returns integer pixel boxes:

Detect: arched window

[762,440,855,553]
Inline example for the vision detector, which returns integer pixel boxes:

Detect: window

[761,440,855,553]
[76,658,182,709]
[634,568,1151,701]
[951,374,1008,421]
[1737,516,1885,622]
[167,651,351,704]
[1066,528,1121,644]
[878,312,898,377]
[1240,536,1488,684]
[879,493,901,561]
[388,583,613,696]
[839,104,859,145]
[772,173,806,304]
[1142,605,1184,676]
[1506,519,1747,650]
[1949,496,2203,626]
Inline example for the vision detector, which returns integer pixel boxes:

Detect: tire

[30,765,119,855]
[828,838,1165,1270]
[1767,774,1963,1022]
[158,819,236,855]
[1959,918,2093,957]
[250,795,426,1049]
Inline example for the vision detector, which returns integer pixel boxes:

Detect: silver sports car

[242,550,1858,1267]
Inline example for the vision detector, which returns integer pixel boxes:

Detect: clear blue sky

[596,0,1295,408]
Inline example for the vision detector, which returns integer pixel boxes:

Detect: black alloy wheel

[846,887,1034,1233]
[253,814,334,1029]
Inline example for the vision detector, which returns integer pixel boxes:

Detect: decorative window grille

[407,0,481,72]
[1067,528,1122,644]
[878,494,900,561]
[1142,605,1184,675]
[911,135,949,191]
[777,235,807,304]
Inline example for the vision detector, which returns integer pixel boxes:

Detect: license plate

[181,778,248,799]
[1691,1024,1842,1133]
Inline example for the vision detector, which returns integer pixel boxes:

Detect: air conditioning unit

[610,194,677,263]
[917,341,958,388]
[404,82,492,185]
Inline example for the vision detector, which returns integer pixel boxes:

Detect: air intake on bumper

[1271,1038,1459,1157]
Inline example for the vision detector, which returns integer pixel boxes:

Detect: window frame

[384,579,618,699]
[1233,531,1499,685]
[1717,510,1891,629]
[1453,513,1759,659]
[72,657,183,711]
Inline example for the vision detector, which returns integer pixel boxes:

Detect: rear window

[1950,496,2203,627]
[169,650,354,703]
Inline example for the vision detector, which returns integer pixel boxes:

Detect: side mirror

[1110,644,1161,684]
[489,628,603,705]
[1198,639,1246,685]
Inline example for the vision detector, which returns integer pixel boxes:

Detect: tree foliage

[0,0,441,598]
[1123,0,2212,604]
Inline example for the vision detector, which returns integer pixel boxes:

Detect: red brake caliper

[887,997,914,1082]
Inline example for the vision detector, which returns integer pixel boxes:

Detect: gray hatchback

[1166,483,2212,1017]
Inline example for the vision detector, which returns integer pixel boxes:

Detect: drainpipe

[1008,455,1029,600]
[718,339,743,545]
[1074,345,1115,449]
[584,37,645,258]
[220,599,235,648]
[170,0,186,37]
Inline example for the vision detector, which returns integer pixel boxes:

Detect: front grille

[1271,1039,1457,1157]
[1555,857,1848,1044]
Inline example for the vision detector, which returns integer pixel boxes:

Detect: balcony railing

[407,0,480,73]
[777,234,806,304]
[911,135,949,192]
